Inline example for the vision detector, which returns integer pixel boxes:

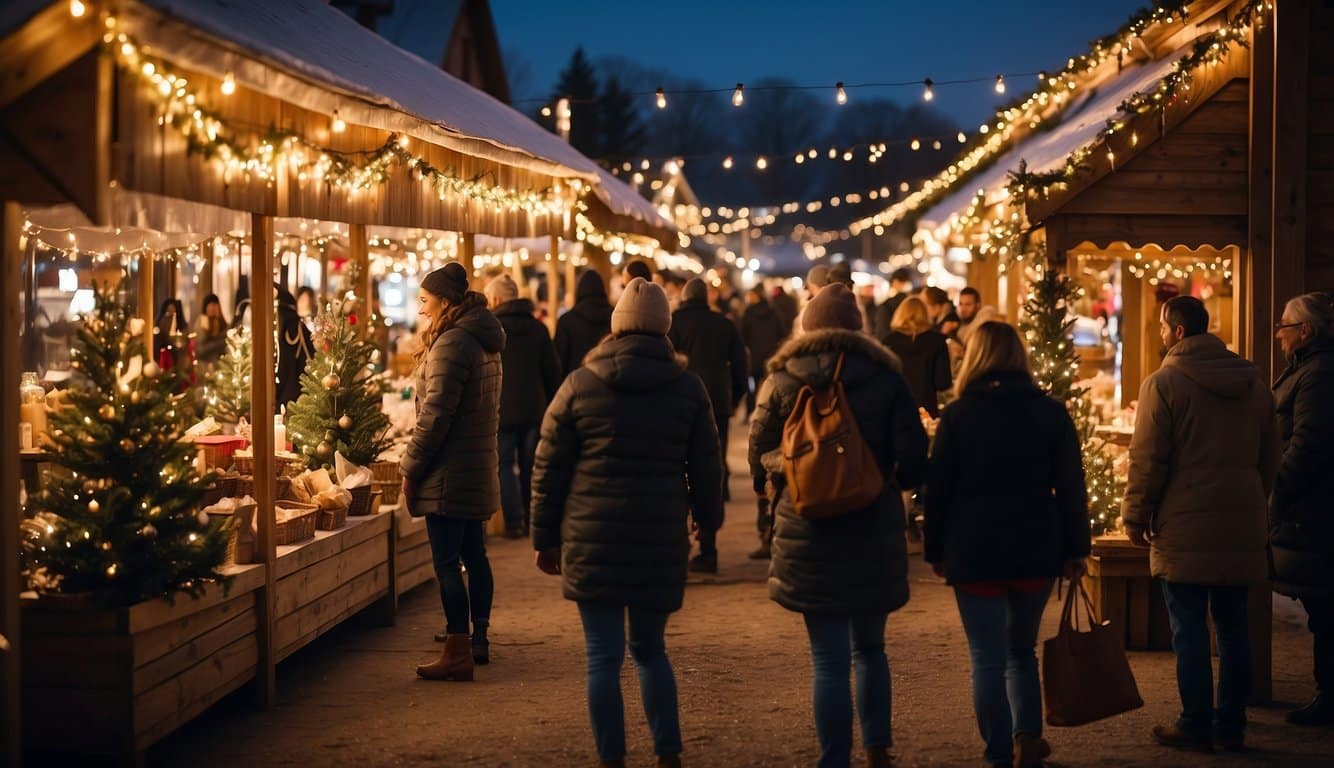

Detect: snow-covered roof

[1,0,596,182]
[590,167,675,237]
[919,46,1186,230]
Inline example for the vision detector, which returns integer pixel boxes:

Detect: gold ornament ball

[119,438,135,452]
[118,382,130,396]
[98,404,116,420]
[130,391,141,404]
[338,414,352,430]
[148,505,162,518]
[143,361,160,379]
[141,524,158,538]
[316,441,332,458]
[324,429,337,442]
[88,499,100,513]
[322,373,341,390]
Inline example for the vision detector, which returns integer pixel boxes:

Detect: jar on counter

[19,371,47,450]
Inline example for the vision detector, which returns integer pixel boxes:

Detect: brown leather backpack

[781,353,885,519]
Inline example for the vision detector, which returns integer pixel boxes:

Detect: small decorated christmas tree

[206,326,252,425]
[1021,252,1124,535]
[286,301,391,470]
[20,285,229,606]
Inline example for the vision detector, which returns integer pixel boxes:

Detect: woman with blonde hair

[879,296,951,417]
[925,321,1090,768]
[402,262,506,680]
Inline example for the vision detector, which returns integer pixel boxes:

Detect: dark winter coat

[669,298,749,425]
[741,300,785,374]
[276,290,312,411]
[871,293,909,340]
[748,329,928,616]
[555,271,613,377]
[402,301,506,519]
[531,334,723,613]
[493,298,562,428]
[1271,337,1334,597]
[924,371,1091,584]
[881,329,952,417]
[771,291,799,338]
[1121,334,1278,585]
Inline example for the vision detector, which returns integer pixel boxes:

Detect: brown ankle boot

[655,754,682,768]
[1013,733,1051,767]
[865,746,892,767]
[416,634,474,681]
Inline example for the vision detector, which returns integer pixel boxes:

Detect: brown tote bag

[1042,579,1144,726]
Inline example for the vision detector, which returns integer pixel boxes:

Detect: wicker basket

[347,485,374,517]
[207,503,257,565]
[371,461,401,505]
[274,501,318,545]
[233,475,291,500]
[233,454,301,477]
[316,504,348,531]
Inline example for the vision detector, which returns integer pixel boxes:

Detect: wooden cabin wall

[1306,2,1334,290]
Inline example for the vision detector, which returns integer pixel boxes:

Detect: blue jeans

[1161,582,1251,736]
[425,516,493,635]
[953,582,1053,765]
[802,613,891,768]
[577,602,682,762]
[497,426,538,531]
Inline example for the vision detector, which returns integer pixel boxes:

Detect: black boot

[1287,694,1334,726]
[434,628,447,643]
[688,551,717,574]
[472,620,490,665]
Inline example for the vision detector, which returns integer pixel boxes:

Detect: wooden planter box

[21,564,265,762]
[1082,534,1172,651]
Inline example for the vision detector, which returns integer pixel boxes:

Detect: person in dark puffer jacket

[486,274,562,539]
[925,321,1090,768]
[748,283,927,768]
[1271,292,1334,726]
[532,278,722,768]
[402,263,505,681]
[555,269,613,378]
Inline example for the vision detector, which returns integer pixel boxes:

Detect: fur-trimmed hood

[767,328,900,386]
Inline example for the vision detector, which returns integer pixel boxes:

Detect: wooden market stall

[0,0,619,763]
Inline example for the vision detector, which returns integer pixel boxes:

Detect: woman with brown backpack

[748,283,928,768]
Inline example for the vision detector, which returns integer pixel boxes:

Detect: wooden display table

[21,564,265,763]
[1083,533,1173,651]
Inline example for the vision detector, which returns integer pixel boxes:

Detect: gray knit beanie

[612,277,671,335]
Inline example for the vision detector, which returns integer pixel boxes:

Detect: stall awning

[1,0,598,183]
[585,167,678,248]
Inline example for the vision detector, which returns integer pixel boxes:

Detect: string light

[69,0,86,18]
[732,83,745,107]
[835,82,848,105]
[331,109,346,133]
[722,155,733,169]
[922,78,934,101]
[994,74,1006,94]
[755,156,767,170]
[957,131,967,143]
[220,72,236,96]
[655,87,667,109]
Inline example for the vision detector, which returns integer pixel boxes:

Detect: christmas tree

[206,326,252,425]
[1020,252,1124,535]
[286,303,391,470]
[20,285,230,605]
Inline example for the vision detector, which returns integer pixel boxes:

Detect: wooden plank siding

[1305,0,1334,289]
[111,60,568,237]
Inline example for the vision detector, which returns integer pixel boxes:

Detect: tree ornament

[98,404,116,420]
[87,499,100,513]
[141,524,158,539]
[338,414,352,430]
[324,429,337,442]
[317,441,332,458]
[322,373,341,390]
[131,391,141,404]
[149,505,162,518]
[347,313,358,326]
[119,438,135,452]
[118,382,131,396]
[143,361,160,379]
[106,563,117,578]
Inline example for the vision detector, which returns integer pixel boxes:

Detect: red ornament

[348,313,358,326]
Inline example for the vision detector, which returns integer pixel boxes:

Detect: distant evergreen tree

[552,47,601,157]
[598,74,645,162]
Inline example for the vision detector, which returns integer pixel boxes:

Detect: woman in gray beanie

[532,278,723,768]
[403,262,506,680]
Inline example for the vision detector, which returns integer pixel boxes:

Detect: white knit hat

[612,277,671,335]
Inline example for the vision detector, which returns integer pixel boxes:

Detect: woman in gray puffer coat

[532,278,722,768]
[749,283,927,768]
[402,263,505,681]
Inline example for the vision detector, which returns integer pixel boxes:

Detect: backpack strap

[832,352,846,384]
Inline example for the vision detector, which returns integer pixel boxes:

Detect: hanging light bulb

[922,78,934,102]
[331,109,346,133]
[655,87,667,109]
[221,72,236,96]
[957,131,967,143]
[911,138,922,151]
[835,81,847,105]
[755,156,768,170]
[732,83,745,107]
[807,148,818,159]
[722,155,733,169]
[994,74,1006,94]
[69,0,86,17]
[794,154,805,164]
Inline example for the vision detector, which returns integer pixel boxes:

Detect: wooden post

[249,213,277,709]
[1120,262,1143,408]
[138,252,154,356]
[565,246,578,311]
[348,223,370,337]
[1270,0,1307,376]
[460,232,476,288]
[2,201,23,768]
[199,238,215,300]
[319,243,330,311]
[547,234,560,334]
[508,240,524,293]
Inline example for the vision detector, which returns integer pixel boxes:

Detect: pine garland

[1020,252,1124,535]
[286,303,392,470]
[20,286,230,605]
